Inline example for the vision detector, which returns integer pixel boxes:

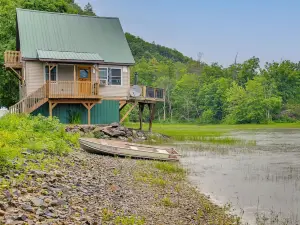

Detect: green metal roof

[16,8,135,64]
[37,50,103,62]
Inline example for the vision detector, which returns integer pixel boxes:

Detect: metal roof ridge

[16,8,119,20]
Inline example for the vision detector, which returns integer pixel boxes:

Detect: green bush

[0,114,79,172]
[199,109,215,124]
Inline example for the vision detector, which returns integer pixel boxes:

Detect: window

[79,69,89,79]
[110,68,121,85]
[45,65,57,81]
[98,67,121,85]
[99,68,108,81]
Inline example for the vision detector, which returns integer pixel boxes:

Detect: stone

[30,197,44,207]
[110,122,119,128]
[36,208,44,216]
[50,199,67,207]
[30,170,47,177]
[17,214,28,221]
[0,209,5,216]
[21,204,34,213]
[93,127,104,133]
[102,127,125,137]
[0,201,8,211]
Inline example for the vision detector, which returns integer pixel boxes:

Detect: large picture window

[45,65,57,81]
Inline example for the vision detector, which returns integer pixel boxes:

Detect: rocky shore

[65,123,170,143]
[0,124,239,225]
[0,149,239,225]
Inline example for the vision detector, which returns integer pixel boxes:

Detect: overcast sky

[77,0,300,66]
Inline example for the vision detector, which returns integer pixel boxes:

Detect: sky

[77,0,300,67]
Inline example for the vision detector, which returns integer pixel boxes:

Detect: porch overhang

[37,50,104,64]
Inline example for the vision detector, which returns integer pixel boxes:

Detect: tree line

[127,34,300,124]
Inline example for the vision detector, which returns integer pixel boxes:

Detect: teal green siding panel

[91,100,119,124]
[32,100,119,124]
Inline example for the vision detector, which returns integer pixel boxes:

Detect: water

[179,129,300,225]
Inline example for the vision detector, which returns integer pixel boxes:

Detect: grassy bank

[125,122,300,144]
[0,114,79,174]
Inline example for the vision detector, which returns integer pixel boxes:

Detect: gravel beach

[0,148,239,225]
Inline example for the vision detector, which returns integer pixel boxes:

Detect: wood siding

[99,66,130,99]
[24,61,131,99]
[58,64,73,81]
[25,61,44,95]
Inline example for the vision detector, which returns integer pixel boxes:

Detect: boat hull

[79,138,180,161]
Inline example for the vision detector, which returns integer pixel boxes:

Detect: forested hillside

[127,33,300,124]
[1,1,300,124]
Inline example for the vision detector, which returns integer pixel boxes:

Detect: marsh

[180,129,300,225]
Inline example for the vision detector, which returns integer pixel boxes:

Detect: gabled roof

[16,8,135,64]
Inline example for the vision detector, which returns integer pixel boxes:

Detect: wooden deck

[128,86,165,102]
[4,51,22,68]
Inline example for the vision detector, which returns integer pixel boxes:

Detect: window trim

[44,64,58,83]
[98,66,122,86]
[98,67,108,85]
[110,67,122,86]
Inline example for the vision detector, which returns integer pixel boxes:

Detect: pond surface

[179,129,300,225]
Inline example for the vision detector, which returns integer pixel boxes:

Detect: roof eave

[23,57,135,66]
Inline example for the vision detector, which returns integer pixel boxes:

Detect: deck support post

[83,102,96,125]
[139,103,145,130]
[148,103,156,132]
[49,101,58,118]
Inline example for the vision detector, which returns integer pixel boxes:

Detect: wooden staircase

[9,84,48,114]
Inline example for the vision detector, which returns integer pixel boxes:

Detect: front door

[77,66,92,96]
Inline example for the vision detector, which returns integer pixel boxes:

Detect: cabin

[4,9,164,130]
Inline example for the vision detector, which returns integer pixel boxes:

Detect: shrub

[0,114,79,172]
[199,109,215,124]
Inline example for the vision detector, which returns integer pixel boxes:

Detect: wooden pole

[49,101,52,117]
[139,103,145,130]
[82,102,96,125]
[148,103,156,132]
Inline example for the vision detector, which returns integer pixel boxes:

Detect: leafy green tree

[225,77,282,124]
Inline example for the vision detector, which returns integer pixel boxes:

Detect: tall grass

[0,114,79,172]
[125,122,259,145]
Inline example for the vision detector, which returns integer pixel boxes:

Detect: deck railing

[47,81,100,99]
[4,51,22,68]
[9,84,47,114]
[130,85,165,101]
[144,86,164,99]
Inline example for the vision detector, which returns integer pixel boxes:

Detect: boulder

[102,127,126,137]
[110,122,120,128]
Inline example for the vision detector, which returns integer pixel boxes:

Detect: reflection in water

[179,129,300,225]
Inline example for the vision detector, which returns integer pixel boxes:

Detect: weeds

[161,195,175,207]
[125,122,257,145]
[0,114,79,189]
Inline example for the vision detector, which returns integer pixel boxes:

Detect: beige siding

[58,64,74,81]
[25,61,44,95]
[99,66,130,99]
[24,62,131,99]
